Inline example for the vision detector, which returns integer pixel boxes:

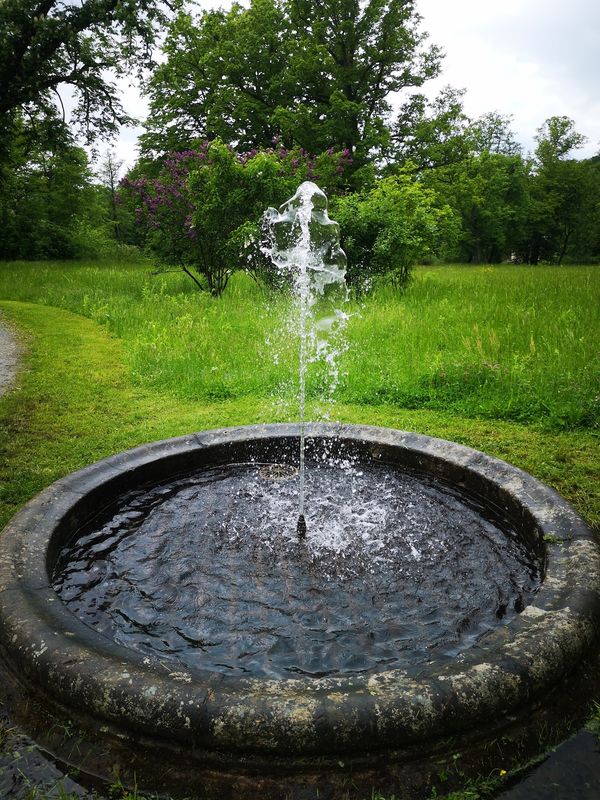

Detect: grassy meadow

[0,262,600,526]
[0,260,598,533]
[0,261,597,429]
[0,260,598,800]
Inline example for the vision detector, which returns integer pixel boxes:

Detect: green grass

[0,292,598,532]
[0,261,597,429]
[344,265,599,429]
[0,301,271,529]
[0,261,598,799]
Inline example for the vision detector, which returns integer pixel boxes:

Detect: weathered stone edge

[0,423,598,757]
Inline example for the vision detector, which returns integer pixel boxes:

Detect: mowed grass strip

[0,261,597,429]
[0,299,597,533]
[0,301,269,528]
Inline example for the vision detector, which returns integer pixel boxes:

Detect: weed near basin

[0,261,598,430]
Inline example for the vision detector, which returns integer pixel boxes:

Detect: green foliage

[520,158,600,265]
[518,117,600,265]
[190,141,351,293]
[468,112,522,157]
[0,127,107,260]
[68,219,147,263]
[0,1,174,258]
[392,105,599,267]
[0,0,171,142]
[393,92,521,174]
[421,151,530,264]
[333,174,459,289]
[3,0,598,271]
[188,142,282,296]
[393,86,472,170]
[142,1,290,155]
[142,0,441,168]
[396,107,532,264]
[96,150,130,244]
[534,116,587,164]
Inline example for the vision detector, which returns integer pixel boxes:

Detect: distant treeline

[1,0,598,286]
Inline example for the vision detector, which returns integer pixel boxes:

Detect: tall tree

[0,129,101,259]
[393,97,521,172]
[534,116,587,164]
[142,1,291,155]
[421,151,530,264]
[0,0,172,143]
[392,86,470,170]
[468,112,522,157]
[97,149,124,242]
[141,0,442,169]
[519,116,593,264]
[0,0,176,261]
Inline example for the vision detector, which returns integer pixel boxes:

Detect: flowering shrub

[119,145,209,286]
[119,139,351,296]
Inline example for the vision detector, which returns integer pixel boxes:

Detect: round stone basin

[0,424,599,797]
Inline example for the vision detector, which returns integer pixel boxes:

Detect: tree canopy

[520,117,597,264]
[141,0,441,169]
[0,1,598,275]
[0,0,171,142]
[0,126,102,259]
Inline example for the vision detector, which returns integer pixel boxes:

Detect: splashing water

[263,182,348,534]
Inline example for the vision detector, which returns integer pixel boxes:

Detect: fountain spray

[264,182,347,537]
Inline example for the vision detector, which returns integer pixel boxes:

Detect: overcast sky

[108,0,600,171]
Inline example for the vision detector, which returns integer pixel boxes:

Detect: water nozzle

[297,514,307,539]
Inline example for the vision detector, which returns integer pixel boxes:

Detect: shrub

[119,140,351,296]
[332,173,459,291]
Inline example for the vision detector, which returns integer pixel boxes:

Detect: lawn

[0,260,598,799]
[0,261,598,425]
[0,260,597,528]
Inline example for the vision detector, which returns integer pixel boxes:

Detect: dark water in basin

[52,461,541,679]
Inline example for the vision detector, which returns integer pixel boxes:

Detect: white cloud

[416,0,600,157]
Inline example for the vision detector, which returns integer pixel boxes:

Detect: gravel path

[0,315,21,397]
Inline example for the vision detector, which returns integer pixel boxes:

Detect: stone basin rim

[0,422,599,759]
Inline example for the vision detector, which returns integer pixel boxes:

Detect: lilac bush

[119,140,351,296]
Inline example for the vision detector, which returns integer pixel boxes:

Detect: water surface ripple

[53,461,541,679]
